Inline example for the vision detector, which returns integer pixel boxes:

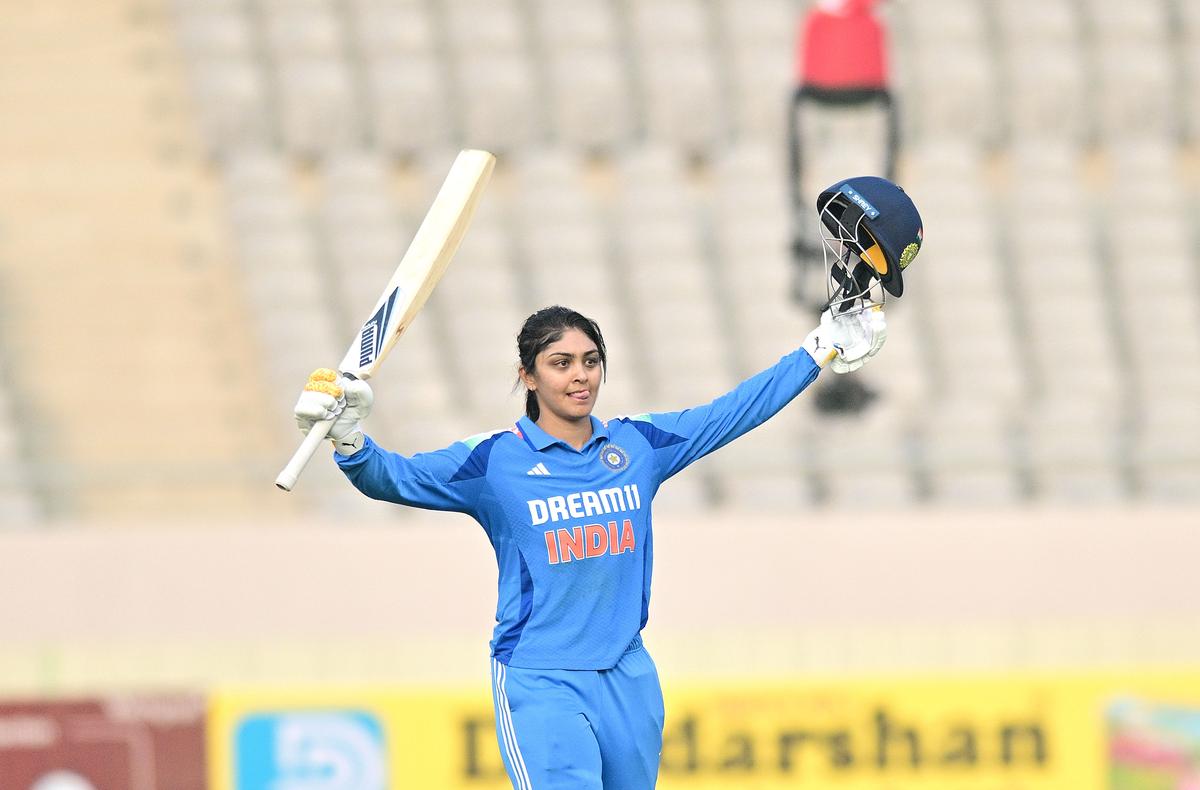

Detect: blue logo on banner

[234,710,387,790]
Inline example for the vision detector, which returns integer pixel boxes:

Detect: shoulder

[459,425,523,450]
[604,414,687,449]
[449,425,524,483]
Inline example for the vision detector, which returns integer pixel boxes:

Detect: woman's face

[522,328,603,424]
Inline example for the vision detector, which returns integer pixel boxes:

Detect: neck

[536,413,593,450]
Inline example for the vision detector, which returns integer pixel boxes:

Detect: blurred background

[1,0,1198,787]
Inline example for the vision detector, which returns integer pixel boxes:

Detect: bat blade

[275,149,496,491]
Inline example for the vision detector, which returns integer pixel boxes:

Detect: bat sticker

[358,287,400,368]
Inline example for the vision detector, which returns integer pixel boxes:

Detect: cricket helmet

[817,176,923,312]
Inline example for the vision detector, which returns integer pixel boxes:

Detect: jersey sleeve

[634,347,821,480]
[334,434,481,515]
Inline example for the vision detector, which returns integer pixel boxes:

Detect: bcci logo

[234,710,387,790]
[600,443,629,472]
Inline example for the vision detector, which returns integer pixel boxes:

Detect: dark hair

[517,306,607,421]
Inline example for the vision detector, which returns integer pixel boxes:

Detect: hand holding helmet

[808,175,921,376]
[803,304,888,373]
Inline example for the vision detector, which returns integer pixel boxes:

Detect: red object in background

[0,696,206,790]
[796,0,890,90]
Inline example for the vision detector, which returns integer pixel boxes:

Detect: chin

[566,402,595,419]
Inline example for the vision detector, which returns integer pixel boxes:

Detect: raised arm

[633,306,886,480]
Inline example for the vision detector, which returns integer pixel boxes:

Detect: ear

[519,366,537,391]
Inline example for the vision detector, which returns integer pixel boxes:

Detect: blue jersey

[336,347,821,669]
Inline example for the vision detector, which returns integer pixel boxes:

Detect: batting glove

[830,303,887,374]
[294,368,374,446]
[802,305,887,373]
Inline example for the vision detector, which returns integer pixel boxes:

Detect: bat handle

[275,418,334,491]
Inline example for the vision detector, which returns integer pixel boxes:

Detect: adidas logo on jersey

[526,462,551,476]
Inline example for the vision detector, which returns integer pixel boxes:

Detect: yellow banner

[208,672,1200,789]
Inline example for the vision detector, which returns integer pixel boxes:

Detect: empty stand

[1080,0,1176,142]
[529,0,633,151]
[442,0,542,151]
[348,0,453,155]
[1023,398,1128,503]
[1102,143,1200,410]
[713,0,796,141]
[1181,0,1200,141]
[920,400,1022,506]
[708,406,816,510]
[611,146,735,406]
[813,402,922,508]
[1134,397,1200,501]
[992,0,1089,144]
[1006,144,1122,401]
[710,142,808,376]
[0,0,294,519]
[626,0,725,151]
[171,0,272,153]
[896,0,998,145]
[905,140,1025,407]
[257,0,365,157]
[222,151,342,391]
[7,0,1197,523]
[0,353,40,525]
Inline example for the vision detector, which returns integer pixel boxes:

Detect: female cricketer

[293,176,921,789]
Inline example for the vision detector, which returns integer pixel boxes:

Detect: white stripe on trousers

[493,658,533,790]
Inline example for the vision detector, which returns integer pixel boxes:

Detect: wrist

[802,329,836,369]
[332,428,365,456]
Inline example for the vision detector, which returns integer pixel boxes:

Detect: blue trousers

[490,639,665,789]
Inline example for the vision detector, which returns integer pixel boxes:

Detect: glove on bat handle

[275,417,335,491]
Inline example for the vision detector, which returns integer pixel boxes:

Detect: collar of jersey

[517,415,610,452]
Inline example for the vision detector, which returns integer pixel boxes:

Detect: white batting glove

[294,368,374,444]
[802,305,887,373]
[802,309,852,368]
[830,304,887,374]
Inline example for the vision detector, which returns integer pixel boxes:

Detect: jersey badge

[599,443,629,472]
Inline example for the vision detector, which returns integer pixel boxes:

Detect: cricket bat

[275,149,496,491]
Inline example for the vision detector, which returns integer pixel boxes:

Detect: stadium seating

[0,356,40,525]
[713,0,796,140]
[627,0,724,152]
[349,0,453,155]
[172,1,272,153]
[444,0,543,151]
[1,0,1197,522]
[168,0,1199,512]
[529,0,633,150]
[896,0,998,146]
[992,0,1089,145]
